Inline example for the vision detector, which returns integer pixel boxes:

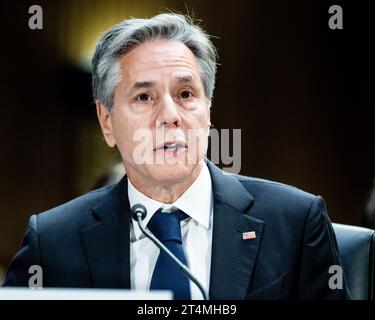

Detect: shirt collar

[128,160,213,240]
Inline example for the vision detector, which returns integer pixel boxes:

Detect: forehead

[118,39,201,83]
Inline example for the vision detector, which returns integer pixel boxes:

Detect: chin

[149,162,198,184]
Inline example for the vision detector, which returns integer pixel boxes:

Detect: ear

[96,101,116,148]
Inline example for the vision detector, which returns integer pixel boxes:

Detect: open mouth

[160,143,184,151]
[154,141,187,153]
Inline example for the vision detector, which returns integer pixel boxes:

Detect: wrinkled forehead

[118,39,201,84]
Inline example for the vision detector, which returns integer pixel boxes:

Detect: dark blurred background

[0,0,374,282]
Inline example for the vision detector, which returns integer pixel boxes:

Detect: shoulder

[229,173,324,220]
[236,174,317,204]
[206,160,321,216]
[33,183,118,232]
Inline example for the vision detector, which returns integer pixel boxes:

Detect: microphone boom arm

[135,212,209,300]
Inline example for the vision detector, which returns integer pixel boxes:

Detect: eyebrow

[176,75,194,83]
[132,81,156,90]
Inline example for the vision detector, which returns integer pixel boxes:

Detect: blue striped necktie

[147,208,191,300]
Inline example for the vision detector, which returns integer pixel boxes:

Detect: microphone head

[130,203,147,221]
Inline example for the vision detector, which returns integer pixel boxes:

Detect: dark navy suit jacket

[4,160,349,299]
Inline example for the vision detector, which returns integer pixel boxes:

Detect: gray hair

[92,13,218,112]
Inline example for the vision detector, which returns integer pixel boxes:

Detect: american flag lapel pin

[242,231,256,240]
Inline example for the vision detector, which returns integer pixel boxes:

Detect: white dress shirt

[128,161,213,299]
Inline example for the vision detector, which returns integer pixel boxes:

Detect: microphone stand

[134,212,209,300]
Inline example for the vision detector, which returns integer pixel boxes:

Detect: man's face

[97,39,211,188]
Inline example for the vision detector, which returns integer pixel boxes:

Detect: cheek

[183,104,210,126]
[113,115,154,163]
[184,112,210,162]
[195,112,210,135]
[112,114,135,150]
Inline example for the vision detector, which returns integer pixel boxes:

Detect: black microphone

[130,203,209,300]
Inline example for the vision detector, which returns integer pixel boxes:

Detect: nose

[156,94,181,128]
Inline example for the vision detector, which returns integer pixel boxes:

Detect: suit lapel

[80,177,131,288]
[207,161,265,299]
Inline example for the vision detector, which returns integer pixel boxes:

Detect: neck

[126,162,203,204]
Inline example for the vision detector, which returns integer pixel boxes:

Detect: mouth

[154,141,187,153]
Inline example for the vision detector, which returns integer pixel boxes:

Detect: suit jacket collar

[206,160,264,299]
[80,177,131,288]
[80,160,264,299]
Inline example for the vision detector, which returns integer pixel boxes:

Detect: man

[4,13,349,299]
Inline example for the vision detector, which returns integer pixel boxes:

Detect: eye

[135,93,152,102]
[179,90,193,99]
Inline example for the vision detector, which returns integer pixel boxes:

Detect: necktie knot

[147,209,188,244]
